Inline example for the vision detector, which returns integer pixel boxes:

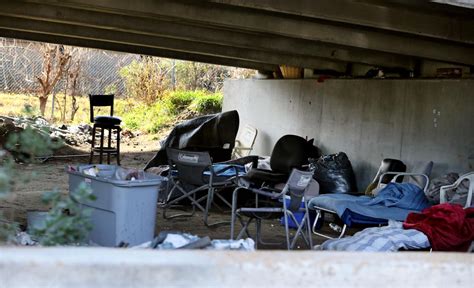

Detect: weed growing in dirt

[122,90,223,133]
[32,183,96,246]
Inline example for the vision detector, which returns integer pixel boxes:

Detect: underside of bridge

[0,0,473,73]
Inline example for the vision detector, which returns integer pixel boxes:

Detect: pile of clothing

[318,203,474,252]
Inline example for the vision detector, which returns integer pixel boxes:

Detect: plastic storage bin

[68,164,163,247]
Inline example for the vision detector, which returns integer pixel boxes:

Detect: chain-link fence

[0,37,255,98]
[0,37,139,96]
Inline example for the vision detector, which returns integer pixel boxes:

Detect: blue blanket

[203,164,246,177]
[367,183,431,210]
[308,183,431,226]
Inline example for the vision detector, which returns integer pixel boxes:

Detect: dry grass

[0,91,222,133]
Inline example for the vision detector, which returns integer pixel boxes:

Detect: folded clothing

[403,203,474,252]
[318,220,430,252]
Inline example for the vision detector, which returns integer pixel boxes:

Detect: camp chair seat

[243,168,288,184]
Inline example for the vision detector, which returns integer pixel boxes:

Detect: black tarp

[144,110,239,169]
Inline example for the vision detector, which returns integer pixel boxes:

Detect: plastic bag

[312,152,357,194]
[114,167,145,181]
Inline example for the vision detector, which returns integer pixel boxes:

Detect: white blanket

[318,220,430,252]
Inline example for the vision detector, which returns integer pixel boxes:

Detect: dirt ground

[1,133,349,249]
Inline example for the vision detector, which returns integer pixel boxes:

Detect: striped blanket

[318,220,430,252]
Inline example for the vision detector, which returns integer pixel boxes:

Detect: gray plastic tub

[68,164,163,247]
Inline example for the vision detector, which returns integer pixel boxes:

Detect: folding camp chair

[310,171,430,240]
[164,148,240,226]
[230,169,314,250]
[232,124,258,159]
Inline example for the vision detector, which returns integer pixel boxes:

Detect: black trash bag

[312,152,357,194]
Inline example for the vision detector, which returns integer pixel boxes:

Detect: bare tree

[36,44,71,116]
[68,58,81,121]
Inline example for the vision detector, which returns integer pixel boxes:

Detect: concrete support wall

[223,79,474,189]
[0,248,472,287]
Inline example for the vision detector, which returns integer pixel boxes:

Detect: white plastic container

[68,165,163,247]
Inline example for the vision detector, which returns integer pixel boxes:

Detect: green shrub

[119,90,223,133]
[32,183,96,246]
[122,102,172,133]
[165,90,206,114]
[191,93,223,114]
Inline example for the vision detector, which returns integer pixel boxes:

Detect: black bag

[312,152,357,194]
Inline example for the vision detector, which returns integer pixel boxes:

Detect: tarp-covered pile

[145,110,239,169]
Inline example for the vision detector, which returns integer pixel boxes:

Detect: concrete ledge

[0,247,472,287]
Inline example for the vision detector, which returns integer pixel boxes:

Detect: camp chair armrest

[220,155,258,167]
[248,188,282,199]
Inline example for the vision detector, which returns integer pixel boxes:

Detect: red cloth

[403,203,474,252]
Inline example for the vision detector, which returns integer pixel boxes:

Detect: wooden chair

[88,94,121,165]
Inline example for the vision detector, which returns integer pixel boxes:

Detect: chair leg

[311,209,347,240]
[89,126,96,164]
[214,191,233,209]
[204,187,231,227]
[289,212,309,249]
[311,210,332,239]
[116,128,121,166]
[305,207,313,249]
[288,208,313,249]
[283,208,291,250]
[107,128,111,164]
[167,185,206,212]
[99,127,104,164]
[162,183,210,219]
[236,217,253,240]
[230,187,242,239]
[163,190,197,219]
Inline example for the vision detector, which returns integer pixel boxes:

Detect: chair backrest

[284,169,314,212]
[270,135,320,174]
[232,124,258,158]
[166,148,212,186]
[89,94,114,122]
